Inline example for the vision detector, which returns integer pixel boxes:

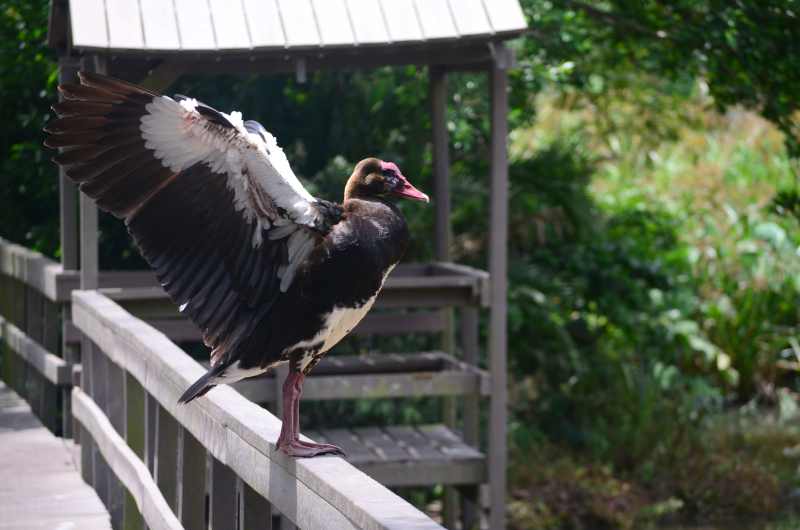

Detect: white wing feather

[139,95,324,292]
[140,95,317,227]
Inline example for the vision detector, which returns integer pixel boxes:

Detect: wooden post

[145,392,157,474]
[58,55,82,440]
[237,477,273,530]
[488,44,511,530]
[155,403,180,510]
[210,456,237,530]
[124,372,146,528]
[58,56,80,271]
[431,65,459,529]
[460,306,481,529]
[107,361,126,527]
[176,426,207,530]
[430,66,451,261]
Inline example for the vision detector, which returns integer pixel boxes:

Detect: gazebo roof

[50,0,526,69]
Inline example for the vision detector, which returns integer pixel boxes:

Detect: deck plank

[0,381,111,529]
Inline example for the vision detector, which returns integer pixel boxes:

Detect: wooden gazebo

[45,1,527,528]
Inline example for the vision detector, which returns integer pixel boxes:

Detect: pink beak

[382,161,430,203]
[395,180,430,203]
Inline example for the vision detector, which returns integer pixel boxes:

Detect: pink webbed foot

[277,439,345,458]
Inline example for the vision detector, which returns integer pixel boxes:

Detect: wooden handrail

[72,289,444,530]
[72,387,182,530]
[0,315,70,385]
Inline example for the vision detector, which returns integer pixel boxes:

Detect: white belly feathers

[296,264,396,372]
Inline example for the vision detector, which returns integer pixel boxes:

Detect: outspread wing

[45,72,342,366]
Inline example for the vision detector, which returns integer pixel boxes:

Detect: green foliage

[0,1,58,256]
[2,2,800,525]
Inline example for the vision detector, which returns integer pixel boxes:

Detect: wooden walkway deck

[0,381,111,530]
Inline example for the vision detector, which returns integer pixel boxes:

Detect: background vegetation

[2,1,799,528]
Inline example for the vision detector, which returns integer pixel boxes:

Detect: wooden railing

[0,237,69,433]
[72,289,444,530]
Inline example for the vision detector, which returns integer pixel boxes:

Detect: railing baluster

[210,455,237,530]
[91,346,109,506]
[176,426,206,530]
[41,296,60,434]
[460,306,481,530]
[107,361,126,528]
[145,393,157,475]
[80,341,94,486]
[237,477,272,530]
[124,372,146,529]
[155,403,179,510]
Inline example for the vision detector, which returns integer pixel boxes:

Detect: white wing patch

[139,95,317,231]
[139,95,328,292]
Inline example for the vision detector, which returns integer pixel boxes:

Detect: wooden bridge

[1,237,489,529]
[0,236,496,529]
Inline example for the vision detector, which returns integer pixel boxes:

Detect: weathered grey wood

[450,0,493,35]
[77,210,98,287]
[124,372,146,530]
[139,0,181,50]
[58,57,80,270]
[481,0,528,33]
[68,0,108,48]
[430,68,452,262]
[430,63,460,528]
[73,387,183,530]
[379,0,423,42]
[311,0,353,46]
[488,52,509,530]
[176,426,206,530]
[145,393,157,475]
[0,315,71,384]
[155,403,180,510]
[105,0,144,49]
[42,298,60,354]
[345,0,389,44]
[235,364,486,403]
[173,0,216,50]
[210,456,238,530]
[242,0,285,48]
[106,361,126,527]
[82,424,95,485]
[277,0,320,47]
[461,307,480,447]
[208,0,250,49]
[0,381,111,529]
[0,236,64,302]
[51,261,489,306]
[73,290,445,530]
[91,349,110,506]
[238,477,273,530]
[414,0,457,39]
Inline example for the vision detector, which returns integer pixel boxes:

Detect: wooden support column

[58,56,80,270]
[488,43,511,530]
[58,56,80,438]
[431,65,459,528]
[430,66,451,261]
[79,52,106,503]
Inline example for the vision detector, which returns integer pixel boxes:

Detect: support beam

[78,54,104,291]
[430,66,451,261]
[58,57,80,270]
[488,45,510,530]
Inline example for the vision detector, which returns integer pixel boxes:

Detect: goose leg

[276,370,344,457]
